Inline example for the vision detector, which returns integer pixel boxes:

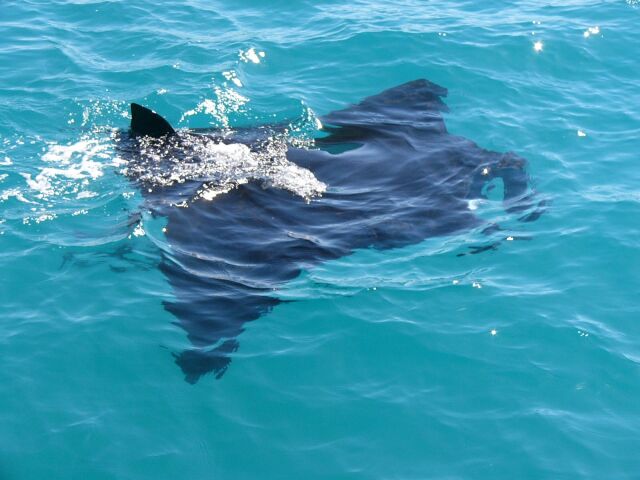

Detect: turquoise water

[2,0,640,478]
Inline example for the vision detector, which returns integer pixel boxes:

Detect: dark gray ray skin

[122,79,543,383]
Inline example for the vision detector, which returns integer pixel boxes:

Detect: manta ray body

[119,79,541,383]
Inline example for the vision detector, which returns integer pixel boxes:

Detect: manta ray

[119,79,542,383]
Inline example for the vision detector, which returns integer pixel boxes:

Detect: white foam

[223,71,243,88]
[22,137,114,199]
[467,199,482,211]
[583,26,600,38]
[123,133,326,203]
[22,212,57,224]
[0,188,37,204]
[239,48,265,64]
[180,87,249,128]
[132,223,145,237]
[77,191,98,199]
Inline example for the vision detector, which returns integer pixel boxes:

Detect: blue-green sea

[2,1,640,478]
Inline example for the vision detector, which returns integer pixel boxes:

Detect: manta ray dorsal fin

[130,103,176,138]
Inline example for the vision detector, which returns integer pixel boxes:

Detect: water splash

[179,86,249,128]
[239,47,265,64]
[119,131,326,203]
[22,137,114,200]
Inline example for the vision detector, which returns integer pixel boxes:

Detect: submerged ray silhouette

[119,79,543,383]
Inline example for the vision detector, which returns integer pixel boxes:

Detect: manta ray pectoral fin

[173,339,240,384]
[320,78,450,136]
[130,103,176,138]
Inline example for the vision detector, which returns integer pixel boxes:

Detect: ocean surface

[1,0,640,478]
